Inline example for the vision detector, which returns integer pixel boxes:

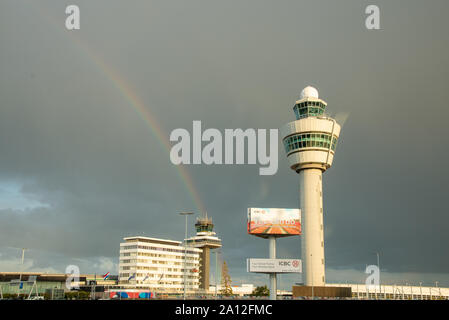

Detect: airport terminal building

[118,236,201,293]
[0,272,117,298]
[328,283,449,300]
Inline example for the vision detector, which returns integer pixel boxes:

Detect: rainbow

[36,6,206,214]
[79,43,206,214]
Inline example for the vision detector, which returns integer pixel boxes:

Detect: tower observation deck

[186,213,222,291]
[280,86,341,287]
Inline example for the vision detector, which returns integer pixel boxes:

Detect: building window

[283,133,338,154]
[293,100,326,119]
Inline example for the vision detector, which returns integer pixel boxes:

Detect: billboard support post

[269,236,276,300]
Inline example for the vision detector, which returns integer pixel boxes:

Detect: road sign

[247,258,302,273]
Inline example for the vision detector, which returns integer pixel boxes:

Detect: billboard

[247,208,301,238]
[247,258,302,273]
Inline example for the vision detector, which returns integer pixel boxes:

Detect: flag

[128,273,136,281]
[143,273,150,282]
[102,272,110,280]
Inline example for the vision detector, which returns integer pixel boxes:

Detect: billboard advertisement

[247,208,301,237]
[247,258,302,273]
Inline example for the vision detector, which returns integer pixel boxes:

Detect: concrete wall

[292,285,352,298]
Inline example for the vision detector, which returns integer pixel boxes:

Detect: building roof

[123,236,182,246]
[0,272,87,282]
[327,283,449,297]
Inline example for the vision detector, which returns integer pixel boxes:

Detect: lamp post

[19,248,27,281]
[17,248,27,297]
[436,281,439,300]
[179,212,194,300]
[371,252,380,299]
[420,282,422,300]
[405,282,408,300]
[376,252,380,298]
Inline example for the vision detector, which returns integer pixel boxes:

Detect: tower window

[295,100,326,118]
[294,108,300,119]
[283,133,338,153]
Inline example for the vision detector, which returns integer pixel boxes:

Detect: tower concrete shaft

[200,247,211,289]
[299,168,325,286]
[281,86,341,287]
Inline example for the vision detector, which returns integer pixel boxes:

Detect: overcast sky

[0,0,448,289]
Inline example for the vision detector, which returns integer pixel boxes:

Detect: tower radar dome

[300,86,319,99]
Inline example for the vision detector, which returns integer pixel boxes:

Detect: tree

[251,285,270,297]
[220,260,233,296]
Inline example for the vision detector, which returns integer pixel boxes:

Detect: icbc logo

[292,260,299,268]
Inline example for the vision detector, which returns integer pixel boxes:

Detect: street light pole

[405,282,408,300]
[179,212,194,300]
[17,248,27,298]
[420,282,423,300]
[376,252,380,299]
[19,248,27,281]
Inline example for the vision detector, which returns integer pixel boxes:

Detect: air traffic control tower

[281,86,341,287]
[186,213,222,291]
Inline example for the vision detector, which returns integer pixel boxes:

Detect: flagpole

[179,212,194,300]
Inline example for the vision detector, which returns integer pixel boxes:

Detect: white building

[118,236,202,292]
[327,283,449,300]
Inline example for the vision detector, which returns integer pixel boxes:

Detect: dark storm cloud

[0,0,448,287]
